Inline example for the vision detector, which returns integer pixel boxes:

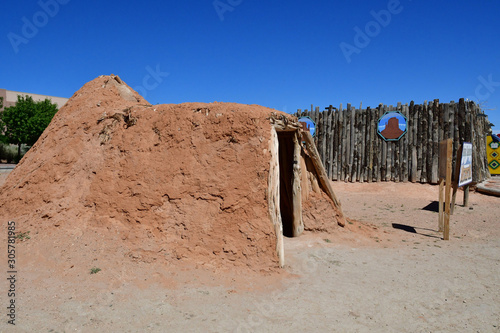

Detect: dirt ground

[1,174,499,332]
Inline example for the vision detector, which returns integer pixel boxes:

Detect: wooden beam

[302,131,346,227]
[270,113,300,132]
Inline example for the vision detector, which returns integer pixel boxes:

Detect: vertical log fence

[296,99,490,184]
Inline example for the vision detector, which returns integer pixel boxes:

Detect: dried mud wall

[0,76,281,269]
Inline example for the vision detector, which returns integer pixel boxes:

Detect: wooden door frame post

[292,131,304,237]
[268,126,285,267]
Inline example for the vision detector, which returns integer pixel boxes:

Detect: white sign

[458,142,473,187]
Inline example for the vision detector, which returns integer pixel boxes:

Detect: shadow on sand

[421,201,440,213]
[392,223,442,239]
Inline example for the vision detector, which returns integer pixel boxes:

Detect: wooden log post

[352,107,359,182]
[410,101,418,182]
[444,139,452,240]
[451,143,463,215]
[367,107,374,182]
[417,104,424,181]
[326,107,332,178]
[339,104,345,181]
[323,108,330,178]
[334,107,340,181]
[464,186,470,207]
[443,103,454,179]
[375,106,380,181]
[475,103,487,181]
[320,107,328,170]
[439,178,444,232]
[351,105,356,182]
[345,104,351,181]
[396,102,402,182]
[268,127,285,267]
[378,104,384,182]
[312,105,319,146]
[431,99,440,184]
[427,101,433,183]
[328,106,336,180]
[421,101,428,182]
[482,109,490,181]
[450,101,457,170]
[438,101,445,141]
[438,138,453,240]
[300,151,309,202]
[387,105,393,181]
[402,103,409,182]
[317,111,324,163]
[360,103,366,182]
[458,99,466,155]
[292,131,304,237]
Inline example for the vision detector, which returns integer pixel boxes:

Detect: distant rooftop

[0,88,68,110]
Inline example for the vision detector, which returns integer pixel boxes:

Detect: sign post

[438,139,453,240]
[451,142,473,214]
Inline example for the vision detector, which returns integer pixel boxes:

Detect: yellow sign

[486,135,500,175]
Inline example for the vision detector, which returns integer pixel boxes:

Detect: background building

[0,88,68,111]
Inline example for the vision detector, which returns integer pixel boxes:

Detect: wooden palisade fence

[296,99,490,184]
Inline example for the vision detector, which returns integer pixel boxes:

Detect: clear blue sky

[1,0,499,131]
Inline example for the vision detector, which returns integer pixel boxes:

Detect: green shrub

[0,143,17,163]
[90,267,101,274]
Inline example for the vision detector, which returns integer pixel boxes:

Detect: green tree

[0,95,58,162]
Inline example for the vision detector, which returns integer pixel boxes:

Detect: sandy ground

[1,175,499,332]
